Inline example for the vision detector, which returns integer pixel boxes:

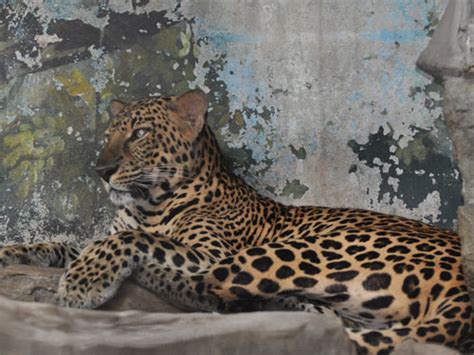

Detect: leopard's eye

[131,128,150,140]
[135,129,146,138]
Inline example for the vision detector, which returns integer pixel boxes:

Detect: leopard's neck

[111,125,280,238]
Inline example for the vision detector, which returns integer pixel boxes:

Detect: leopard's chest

[112,207,175,235]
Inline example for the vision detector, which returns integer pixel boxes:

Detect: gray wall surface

[0,0,458,246]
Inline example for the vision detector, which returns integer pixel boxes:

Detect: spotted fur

[1,90,472,354]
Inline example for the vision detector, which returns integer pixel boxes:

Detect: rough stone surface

[416,0,472,78]
[444,78,474,293]
[417,0,474,292]
[443,78,474,204]
[0,295,355,355]
[459,205,474,296]
[0,265,181,313]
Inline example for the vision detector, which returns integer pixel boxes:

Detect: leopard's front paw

[57,255,132,309]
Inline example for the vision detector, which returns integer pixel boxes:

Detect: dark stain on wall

[348,124,462,229]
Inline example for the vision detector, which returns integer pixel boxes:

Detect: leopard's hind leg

[347,288,473,355]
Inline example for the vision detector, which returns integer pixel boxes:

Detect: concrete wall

[0,0,458,245]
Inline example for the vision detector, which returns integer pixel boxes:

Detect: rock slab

[0,294,355,355]
[0,265,355,355]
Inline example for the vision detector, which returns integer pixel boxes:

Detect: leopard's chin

[101,180,135,206]
[109,188,135,206]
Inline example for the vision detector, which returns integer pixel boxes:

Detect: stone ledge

[0,265,355,355]
[0,294,354,355]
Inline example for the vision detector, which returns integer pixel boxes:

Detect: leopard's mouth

[109,186,131,194]
[104,182,150,205]
[108,187,134,206]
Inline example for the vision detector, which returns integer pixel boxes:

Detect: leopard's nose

[95,165,119,183]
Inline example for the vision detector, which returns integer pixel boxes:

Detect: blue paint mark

[392,58,420,103]
[380,71,391,100]
[363,0,439,44]
[370,52,420,105]
[193,22,268,110]
[393,0,420,25]
[346,92,363,103]
[394,0,435,29]
[308,134,318,153]
[233,112,275,164]
[376,47,394,60]
[363,29,425,43]
[205,32,263,51]
[281,154,294,168]
[219,57,271,111]
[194,24,279,168]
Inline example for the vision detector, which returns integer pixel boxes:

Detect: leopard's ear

[169,89,208,139]
[110,100,127,116]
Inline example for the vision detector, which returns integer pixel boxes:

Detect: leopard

[1,89,472,354]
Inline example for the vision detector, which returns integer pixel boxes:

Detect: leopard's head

[95,89,208,205]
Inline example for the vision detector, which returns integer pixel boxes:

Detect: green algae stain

[265,185,276,194]
[228,110,246,134]
[408,80,443,112]
[221,146,256,172]
[424,10,440,37]
[178,28,192,58]
[281,179,310,199]
[1,116,65,198]
[396,132,431,167]
[56,68,96,108]
[289,144,307,160]
[1,63,101,213]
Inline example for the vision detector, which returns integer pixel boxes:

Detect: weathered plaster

[0,0,460,245]
[182,0,458,228]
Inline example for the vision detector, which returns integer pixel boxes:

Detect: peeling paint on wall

[0,0,458,245]
[347,121,462,227]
